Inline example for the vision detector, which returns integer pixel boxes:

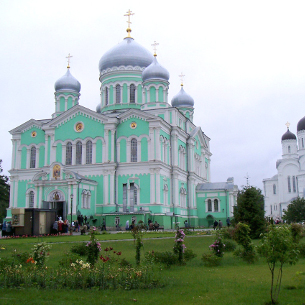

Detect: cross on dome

[124,9,135,38]
[66,53,73,69]
[151,41,159,56]
[179,72,185,86]
[285,121,290,130]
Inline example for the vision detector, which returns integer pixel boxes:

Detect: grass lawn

[0,232,304,305]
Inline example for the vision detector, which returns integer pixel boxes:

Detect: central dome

[99,37,154,72]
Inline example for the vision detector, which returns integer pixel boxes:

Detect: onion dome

[281,128,296,141]
[171,86,194,107]
[96,103,101,113]
[142,56,169,82]
[297,116,305,132]
[99,37,154,72]
[54,68,81,93]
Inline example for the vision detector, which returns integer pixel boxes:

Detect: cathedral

[6,12,238,231]
[263,119,305,221]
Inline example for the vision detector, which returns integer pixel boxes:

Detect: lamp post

[70,194,73,235]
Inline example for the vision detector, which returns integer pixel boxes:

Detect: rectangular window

[270,205,272,214]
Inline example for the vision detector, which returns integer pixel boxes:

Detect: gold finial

[179,72,185,86]
[124,9,135,38]
[151,41,159,56]
[285,121,290,130]
[66,53,73,69]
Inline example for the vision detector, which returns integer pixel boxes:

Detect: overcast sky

[1,0,305,190]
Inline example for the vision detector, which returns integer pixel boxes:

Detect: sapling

[258,225,299,304]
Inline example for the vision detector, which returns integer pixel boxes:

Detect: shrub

[119,258,132,267]
[221,227,235,240]
[173,229,186,263]
[290,223,303,243]
[86,228,101,266]
[154,251,178,268]
[201,253,222,267]
[184,249,197,261]
[223,240,237,252]
[70,243,88,256]
[31,242,51,267]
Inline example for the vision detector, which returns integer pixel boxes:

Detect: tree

[282,197,305,223]
[258,225,299,304]
[0,159,10,222]
[233,186,266,239]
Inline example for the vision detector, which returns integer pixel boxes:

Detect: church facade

[263,120,305,221]
[6,19,238,230]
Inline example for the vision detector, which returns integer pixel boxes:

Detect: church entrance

[49,201,66,220]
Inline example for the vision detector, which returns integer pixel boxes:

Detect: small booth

[11,208,57,236]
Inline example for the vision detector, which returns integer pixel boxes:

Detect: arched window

[66,142,72,165]
[288,176,291,193]
[131,138,137,162]
[115,84,121,104]
[29,191,34,208]
[130,84,136,103]
[86,141,92,164]
[76,141,82,165]
[105,87,109,105]
[292,176,296,192]
[288,146,291,153]
[207,199,212,212]
[273,184,276,194]
[214,199,219,212]
[30,146,36,168]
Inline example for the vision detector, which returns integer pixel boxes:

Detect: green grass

[0,233,304,305]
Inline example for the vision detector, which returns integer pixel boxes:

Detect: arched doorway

[48,190,66,220]
[206,215,214,228]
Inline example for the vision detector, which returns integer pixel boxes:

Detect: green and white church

[6,16,238,230]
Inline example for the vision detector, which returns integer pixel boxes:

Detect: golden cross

[179,72,185,86]
[151,41,159,56]
[285,121,290,129]
[66,53,73,68]
[124,9,134,37]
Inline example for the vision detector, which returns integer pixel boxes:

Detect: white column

[110,170,115,204]
[111,130,115,162]
[26,148,30,169]
[72,185,77,214]
[36,147,40,168]
[149,128,154,160]
[62,144,66,164]
[104,130,109,162]
[72,144,76,165]
[82,143,86,165]
[116,141,120,163]
[127,139,131,162]
[156,128,161,161]
[92,142,96,164]
[44,135,48,165]
[65,98,68,111]
[103,171,109,204]
[173,173,179,206]
[156,169,160,204]
[50,135,56,164]
[150,170,155,203]
[137,140,141,162]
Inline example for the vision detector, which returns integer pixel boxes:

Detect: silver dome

[171,86,194,107]
[96,103,101,113]
[142,56,169,82]
[99,37,154,72]
[54,69,81,93]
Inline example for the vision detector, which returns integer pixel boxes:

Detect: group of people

[148,219,160,231]
[213,217,231,230]
[52,218,69,234]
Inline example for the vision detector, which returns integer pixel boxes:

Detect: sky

[1,0,305,190]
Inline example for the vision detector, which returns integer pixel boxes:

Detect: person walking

[218,220,223,229]
[226,217,231,227]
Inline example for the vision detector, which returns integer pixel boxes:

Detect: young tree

[258,225,299,304]
[0,159,10,222]
[233,186,266,238]
[283,197,305,223]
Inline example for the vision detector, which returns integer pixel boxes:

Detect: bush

[201,253,222,267]
[119,258,132,267]
[234,247,257,263]
[290,223,303,243]
[184,249,197,261]
[145,251,178,268]
[223,240,237,252]
[70,243,88,256]
[221,227,235,240]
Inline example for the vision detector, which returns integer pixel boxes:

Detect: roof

[196,182,235,191]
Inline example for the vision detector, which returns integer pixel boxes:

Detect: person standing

[226,217,231,227]
[102,218,106,231]
[213,220,218,230]
[219,220,223,229]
